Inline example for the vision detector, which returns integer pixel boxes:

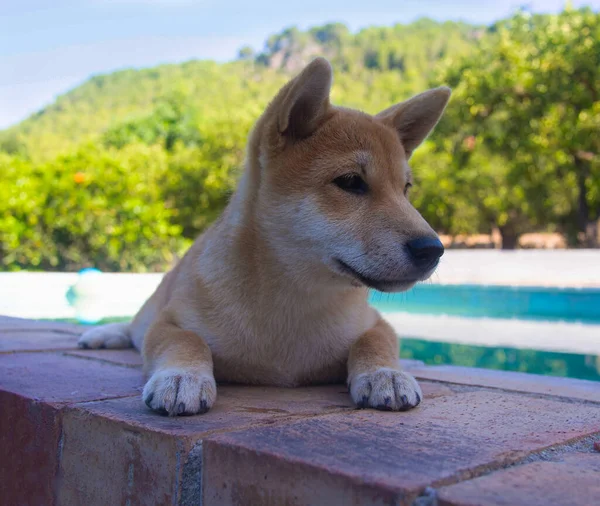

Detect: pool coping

[1,314,599,506]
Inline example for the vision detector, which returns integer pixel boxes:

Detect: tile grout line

[0,328,82,335]
[61,351,142,369]
[412,377,600,405]
[416,432,600,504]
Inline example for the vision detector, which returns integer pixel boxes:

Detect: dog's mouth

[334,259,426,293]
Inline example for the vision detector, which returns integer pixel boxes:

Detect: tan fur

[79,57,451,415]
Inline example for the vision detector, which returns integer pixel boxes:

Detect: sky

[1,0,598,129]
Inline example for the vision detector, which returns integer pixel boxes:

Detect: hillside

[0,61,288,162]
[0,19,480,161]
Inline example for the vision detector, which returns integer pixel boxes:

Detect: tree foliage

[0,145,187,271]
[1,11,598,271]
[426,7,600,247]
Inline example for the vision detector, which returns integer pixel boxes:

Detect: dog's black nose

[406,237,444,268]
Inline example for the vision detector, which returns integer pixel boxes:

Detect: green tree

[237,45,255,60]
[164,115,250,238]
[103,92,202,151]
[0,154,43,268]
[434,8,600,248]
[526,8,600,245]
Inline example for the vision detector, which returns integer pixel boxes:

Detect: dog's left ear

[277,57,333,139]
[376,87,451,158]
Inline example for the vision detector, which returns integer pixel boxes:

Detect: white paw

[349,368,422,411]
[78,322,131,349]
[142,368,217,416]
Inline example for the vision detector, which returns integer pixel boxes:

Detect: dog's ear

[277,57,333,139]
[376,87,451,158]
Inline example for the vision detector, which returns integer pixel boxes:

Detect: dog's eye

[333,174,368,195]
[404,182,413,195]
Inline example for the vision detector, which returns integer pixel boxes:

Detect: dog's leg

[141,316,217,416]
[347,315,422,411]
[78,322,132,349]
[77,279,162,351]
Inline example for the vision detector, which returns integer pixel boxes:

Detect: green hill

[0,19,480,161]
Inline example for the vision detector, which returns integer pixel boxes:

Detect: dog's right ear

[276,57,333,139]
[375,87,451,159]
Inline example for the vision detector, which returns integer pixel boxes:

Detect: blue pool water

[369,284,600,324]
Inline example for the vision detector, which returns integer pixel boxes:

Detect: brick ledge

[1,315,599,506]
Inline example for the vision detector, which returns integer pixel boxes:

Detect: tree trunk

[498,225,519,250]
[585,219,599,248]
[574,156,597,247]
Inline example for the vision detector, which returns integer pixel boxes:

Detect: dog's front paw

[78,322,131,349]
[142,368,217,416]
[349,368,422,411]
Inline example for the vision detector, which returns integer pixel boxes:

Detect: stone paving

[1,315,599,506]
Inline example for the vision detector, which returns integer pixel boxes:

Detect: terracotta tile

[203,390,600,505]
[60,354,418,372]
[0,315,83,334]
[411,365,600,403]
[438,453,600,506]
[57,409,188,506]
[67,384,356,439]
[399,358,425,369]
[0,329,79,352]
[0,352,143,404]
[0,349,144,506]
[66,349,143,368]
[0,392,62,506]
[6,316,599,506]
[56,383,403,506]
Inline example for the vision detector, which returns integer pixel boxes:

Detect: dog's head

[247,57,450,293]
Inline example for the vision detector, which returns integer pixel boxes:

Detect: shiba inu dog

[78,57,450,416]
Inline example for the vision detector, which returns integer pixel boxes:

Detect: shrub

[1,144,189,272]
